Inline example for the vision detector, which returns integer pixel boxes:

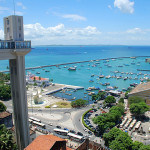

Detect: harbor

[23,55,150,102]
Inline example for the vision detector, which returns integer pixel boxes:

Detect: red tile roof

[24,135,73,150]
[30,76,48,81]
[0,111,11,119]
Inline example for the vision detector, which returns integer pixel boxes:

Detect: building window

[7,27,9,33]
[7,19,9,25]
[19,26,21,31]
[18,18,21,24]
[19,33,21,39]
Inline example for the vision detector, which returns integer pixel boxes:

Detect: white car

[84,128,88,132]
[48,123,53,126]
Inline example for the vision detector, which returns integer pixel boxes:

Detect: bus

[68,133,84,143]
[120,117,128,128]
[135,121,141,131]
[29,117,41,123]
[32,121,46,129]
[129,119,136,131]
[29,119,33,123]
[124,118,132,129]
[53,128,69,136]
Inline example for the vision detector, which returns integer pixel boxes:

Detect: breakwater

[1,56,150,73]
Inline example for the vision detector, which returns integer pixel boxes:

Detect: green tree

[97,91,106,100]
[132,141,143,150]
[0,84,11,100]
[0,124,17,150]
[128,96,145,105]
[39,76,41,80]
[130,102,149,116]
[0,102,7,112]
[71,99,88,108]
[103,127,122,146]
[92,95,97,101]
[105,96,116,106]
[119,98,124,103]
[139,145,150,150]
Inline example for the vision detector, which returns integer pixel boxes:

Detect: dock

[45,83,84,95]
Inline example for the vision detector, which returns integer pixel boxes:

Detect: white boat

[105,75,111,79]
[68,67,76,71]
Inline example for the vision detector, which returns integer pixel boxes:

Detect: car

[95,114,98,117]
[77,132,83,136]
[70,130,76,134]
[56,125,61,129]
[48,123,53,126]
[38,109,42,111]
[64,128,69,131]
[88,131,92,135]
[84,128,88,132]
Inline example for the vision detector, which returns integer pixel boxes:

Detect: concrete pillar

[9,55,30,150]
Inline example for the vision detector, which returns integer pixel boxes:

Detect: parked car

[77,132,83,136]
[88,131,92,135]
[56,125,61,129]
[95,114,98,117]
[48,123,53,126]
[64,128,69,131]
[70,130,76,134]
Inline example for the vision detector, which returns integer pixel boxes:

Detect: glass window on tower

[7,27,9,33]
[7,19,9,25]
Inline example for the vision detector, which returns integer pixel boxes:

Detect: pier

[45,83,84,95]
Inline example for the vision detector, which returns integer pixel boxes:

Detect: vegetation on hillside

[103,127,150,150]
[0,102,7,112]
[0,124,17,150]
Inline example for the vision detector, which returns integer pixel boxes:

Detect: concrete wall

[128,90,150,105]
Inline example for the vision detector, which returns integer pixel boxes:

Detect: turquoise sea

[0,45,150,101]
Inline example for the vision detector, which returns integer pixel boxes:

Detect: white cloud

[126,28,145,34]
[0,6,9,11]
[0,29,4,39]
[15,11,23,15]
[16,2,26,9]
[108,5,112,9]
[114,0,134,14]
[24,23,101,44]
[62,14,86,21]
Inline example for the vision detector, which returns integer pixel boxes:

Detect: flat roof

[129,82,150,94]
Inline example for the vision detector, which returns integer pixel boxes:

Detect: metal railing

[0,40,31,49]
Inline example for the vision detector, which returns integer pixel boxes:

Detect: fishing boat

[105,75,111,79]
[99,75,104,78]
[91,74,94,77]
[36,72,40,74]
[89,80,94,82]
[88,92,95,96]
[45,70,50,72]
[68,67,76,71]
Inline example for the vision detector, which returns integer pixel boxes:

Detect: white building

[4,15,24,41]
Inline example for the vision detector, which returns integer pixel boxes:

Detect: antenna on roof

[13,0,16,15]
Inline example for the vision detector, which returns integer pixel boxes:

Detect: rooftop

[0,111,11,119]
[24,135,72,150]
[129,82,150,94]
[29,76,49,81]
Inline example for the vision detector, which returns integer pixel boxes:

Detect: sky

[0,0,150,45]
